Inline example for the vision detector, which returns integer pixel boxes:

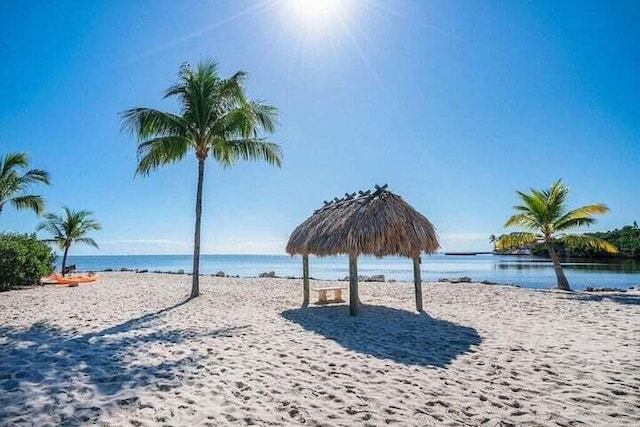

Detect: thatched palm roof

[286,185,439,258]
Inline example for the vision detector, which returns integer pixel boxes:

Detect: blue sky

[1,0,639,255]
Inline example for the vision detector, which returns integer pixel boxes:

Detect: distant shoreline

[54,253,640,291]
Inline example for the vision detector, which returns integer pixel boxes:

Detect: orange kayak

[41,273,98,285]
[56,275,97,285]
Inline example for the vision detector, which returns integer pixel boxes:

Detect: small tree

[37,207,101,275]
[498,180,617,291]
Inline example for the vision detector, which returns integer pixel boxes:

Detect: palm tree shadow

[281,304,481,368]
[0,297,247,426]
[83,297,192,340]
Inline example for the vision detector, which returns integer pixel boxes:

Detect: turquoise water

[61,254,640,290]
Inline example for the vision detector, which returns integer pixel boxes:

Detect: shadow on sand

[0,298,247,426]
[561,292,640,306]
[281,304,481,368]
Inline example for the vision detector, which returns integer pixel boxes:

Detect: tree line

[529,224,640,258]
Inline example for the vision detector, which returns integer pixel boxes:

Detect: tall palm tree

[120,60,281,299]
[0,152,50,215]
[37,207,101,276]
[497,180,617,291]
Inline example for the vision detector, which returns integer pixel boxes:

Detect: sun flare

[287,0,346,31]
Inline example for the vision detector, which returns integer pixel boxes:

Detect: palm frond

[496,232,540,250]
[211,99,278,141]
[1,152,28,176]
[216,71,247,103]
[249,100,278,134]
[37,213,67,249]
[554,204,609,231]
[10,195,45,214]
[40,237,67,250]
[164,61,198,99]
[544,179,569,222]
[135,136,192,176]
[213,138,282,168]
[227,70,248,85]
[505,213,540,230]
[120,108,189,140]
[515,190,548,223]
[20,168,50,185]
[0,152,49,216]
[554,217,597,230]
[36,216,64,237]
[75,237,100,249]
[561,234,618,254]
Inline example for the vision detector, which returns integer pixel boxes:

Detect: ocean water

[61,254,640,290]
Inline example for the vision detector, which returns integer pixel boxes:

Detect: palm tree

[0,152,50,215]
[37,207,101,276]
[497,180,617,291]
[489,234,497,251]
[120,60,281,299]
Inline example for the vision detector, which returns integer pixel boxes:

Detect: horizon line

[62,251,481,257]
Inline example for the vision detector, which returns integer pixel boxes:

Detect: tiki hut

[286,184,439,316]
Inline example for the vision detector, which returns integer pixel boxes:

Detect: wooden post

[349,253,359,316]
[303,254,310,306]
[413,255,423,311]
[318,289,327,303]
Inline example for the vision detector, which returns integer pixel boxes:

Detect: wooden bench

[312,286,346,304]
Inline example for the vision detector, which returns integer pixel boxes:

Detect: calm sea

[61,254,640,290]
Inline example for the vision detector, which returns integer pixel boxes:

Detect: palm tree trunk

[61,245,70,276]
[547,242,571,291]
[190,158,205,299]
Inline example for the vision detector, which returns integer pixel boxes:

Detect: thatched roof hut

[287,185,439,315]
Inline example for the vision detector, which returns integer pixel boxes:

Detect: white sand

[1,273,639,426]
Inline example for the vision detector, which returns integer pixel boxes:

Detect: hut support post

[349,253,359,316]
[413,255,423,311]
[302,254,310,306]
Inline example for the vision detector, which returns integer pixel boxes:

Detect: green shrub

[0,233,55,291]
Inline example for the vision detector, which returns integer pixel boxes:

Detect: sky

[1,0,639,255]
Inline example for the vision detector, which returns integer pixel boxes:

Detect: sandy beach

[1,273,639,426]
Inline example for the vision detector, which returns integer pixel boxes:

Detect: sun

[287,0,346,31]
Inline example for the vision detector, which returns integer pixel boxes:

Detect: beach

[1,273,639,426]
